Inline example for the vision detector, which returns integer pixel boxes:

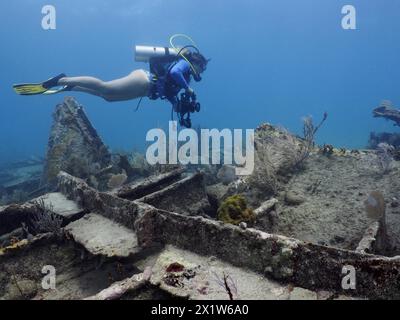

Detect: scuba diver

[13,35,209,128]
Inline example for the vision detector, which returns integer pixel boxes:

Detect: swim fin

[42,85,72,95]
[13,73,68,96]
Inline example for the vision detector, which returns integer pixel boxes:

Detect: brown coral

[217,195,255,226]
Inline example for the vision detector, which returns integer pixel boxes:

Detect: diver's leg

[70,86,104,98]
[69,85,129,102]
[102,70,151,100]
[59,70,151,102]
[69,85,136,102]
[59,76,106,91]
[72,87,136,102]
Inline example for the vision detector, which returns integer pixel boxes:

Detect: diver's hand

[186,87,195,97]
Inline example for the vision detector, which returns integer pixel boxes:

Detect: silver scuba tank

[135,45,178,62]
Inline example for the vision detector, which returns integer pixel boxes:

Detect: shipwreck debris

[3,94,400,300]
[2,169,400,300]
[42,97,111,186]
[65,213,140,259]
[84,267,152,300]
[369,132,400,149]
[136,172,212,217]
[358,191,388,254]
[117,168,185,200]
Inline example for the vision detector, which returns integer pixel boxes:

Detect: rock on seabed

[42,97,111,185]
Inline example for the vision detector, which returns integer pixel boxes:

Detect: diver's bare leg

[71,86,104,98]
[59,69,151,102]
[71,86,139,102]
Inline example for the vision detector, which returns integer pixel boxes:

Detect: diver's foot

[42,73,67,89]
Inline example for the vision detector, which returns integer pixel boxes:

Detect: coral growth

[291,113,328,170]
[247,142,278,196]
[130,152,155,176]
[320,144,334,156]
[392,148,400,161]
[212,271,238,300]
[245,114,327,202]
[166,262,185,273]
[217,195,255,226]
[31,199,63,236]
[365,191,386,221]
[107,172,128,190]
[376,143,394,174]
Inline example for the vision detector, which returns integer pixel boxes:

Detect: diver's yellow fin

[13,74,68,96]
[13,83,70,96]
[13,83,48,96]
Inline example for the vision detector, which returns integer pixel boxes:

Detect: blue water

[0,0,399,164]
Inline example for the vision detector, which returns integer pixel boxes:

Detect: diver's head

[188,52,209,82]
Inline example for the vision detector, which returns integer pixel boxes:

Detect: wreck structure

[42,97,111,186]
[1,97,400,300]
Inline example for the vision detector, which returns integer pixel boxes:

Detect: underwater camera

[176,92,201,128]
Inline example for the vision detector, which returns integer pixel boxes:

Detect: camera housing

[176,92,201,128]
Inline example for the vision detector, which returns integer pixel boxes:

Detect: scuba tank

[134,46,178,63]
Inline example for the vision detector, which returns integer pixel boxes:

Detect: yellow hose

[169,34,199,51]
[169,34,200,78]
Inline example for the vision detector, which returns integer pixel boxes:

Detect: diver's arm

[170,60,191,91]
